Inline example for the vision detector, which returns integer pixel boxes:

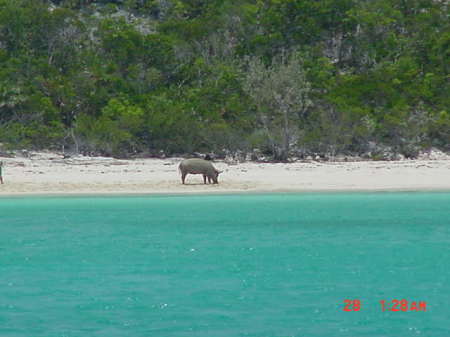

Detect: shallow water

[0,192,449,336]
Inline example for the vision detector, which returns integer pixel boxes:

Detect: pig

[178,158,222,184]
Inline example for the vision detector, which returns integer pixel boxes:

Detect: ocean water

[0,192,449,337]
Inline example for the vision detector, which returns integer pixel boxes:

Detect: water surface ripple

[0,192,449,336]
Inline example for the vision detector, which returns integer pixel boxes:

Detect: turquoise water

[0,192,449,337]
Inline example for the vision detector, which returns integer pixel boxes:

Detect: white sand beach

[0,151,449,196]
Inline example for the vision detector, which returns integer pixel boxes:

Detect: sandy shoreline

[0,151,450,196]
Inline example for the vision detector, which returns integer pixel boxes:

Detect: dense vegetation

[0,0,448,160]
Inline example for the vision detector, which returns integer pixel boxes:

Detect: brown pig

[178,158,222,184]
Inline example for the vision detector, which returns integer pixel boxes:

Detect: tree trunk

[70,128,79,154]
[282,108,290,161]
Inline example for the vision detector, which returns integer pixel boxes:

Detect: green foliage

[243,51,312,160]
[0,0,448,157]
[75,97,143,156]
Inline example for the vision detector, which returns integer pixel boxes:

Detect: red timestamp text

[343,299,361,311]
[343,299,427,312]
[380,299,427,312]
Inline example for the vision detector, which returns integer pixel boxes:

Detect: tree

[243,51,312,160]
[0,0,448,157]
